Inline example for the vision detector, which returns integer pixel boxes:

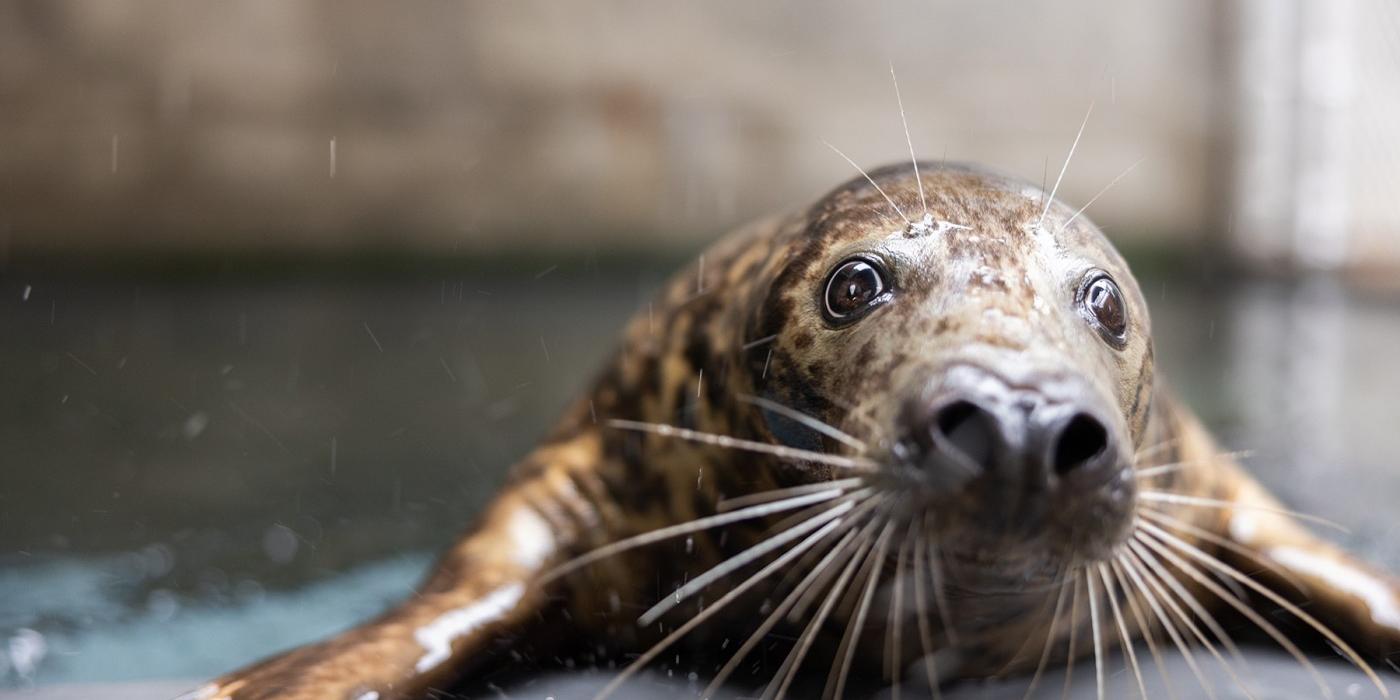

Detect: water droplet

[262,524,298,564]
[183,411,209,440]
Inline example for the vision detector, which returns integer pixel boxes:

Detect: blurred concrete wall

[0,1,1262,258]
[1348,1,1400,277]
[1228,0,1400,280]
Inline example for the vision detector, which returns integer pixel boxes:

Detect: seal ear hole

[1053,413,1109,476]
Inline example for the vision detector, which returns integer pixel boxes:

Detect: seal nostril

[1053,413,1109,475]
[936,400,979,435]
[934,399,996,469]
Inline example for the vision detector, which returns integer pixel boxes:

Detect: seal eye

[823,258,891,324]
[1078,272,1128,346]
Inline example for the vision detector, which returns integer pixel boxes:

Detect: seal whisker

[1133,463,1187,480]
[717,477,865,513]
[592,515,848,700]
[737,394,868,452]
[607,419,877,471]
[1021,575,1071,700]
[1135,530,1338,700]
[922,511,959,645]
[701,524,864,698]
[1134,450,1254,480]
[821,139,913,225]
[1098,562,1148,698]
[1061,573,1083,700]
[1128,535,1251,665]
[994,565,1070,679]
[767,516,883,700]
[788,513,886,623]
[826,522,895,700]
[1119,548,1221,700]
[1139,521,1388,697]
[861,203,907,230]
[543,487,849,583]
[807,386,892,445]
[1126,540,1255,698]
[1037,100,1095,229]
[1038,156,1050,209]
[887,61,928,219]
[887,528,913,699]
[1137,491,1348,533]
[638,492,869,627]
[759,488,870,542]
[1137,508,1309,595]
[911,527,945,699]
[1134,437,1183,464]
[1061,157,1146,232]
[1110,557,1179,700]
[741,334,778,350]
[1085,571,1107,700]
[766,495,884,597]
[789,512,884,627]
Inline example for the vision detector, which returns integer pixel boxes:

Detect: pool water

[2,260,1399,692]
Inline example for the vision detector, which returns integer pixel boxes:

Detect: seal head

[745,162,1152,579]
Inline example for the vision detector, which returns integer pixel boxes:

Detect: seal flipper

[1138,401,1400,676]
[1214,463,1400,667]
[197,444,601,700]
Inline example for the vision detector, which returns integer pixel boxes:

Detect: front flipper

[1217,467,1400,665]
[1137,437,1400,696]
[193,460,596,700]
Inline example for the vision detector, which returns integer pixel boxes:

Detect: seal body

[200,163,1400,700]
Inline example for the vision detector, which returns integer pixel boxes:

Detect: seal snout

[910,364,1118,484]
[900,363,1134,554]
[921,395,1115,484]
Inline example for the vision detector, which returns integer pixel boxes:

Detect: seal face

[205,161,1400,700]
[746,164,1147,578]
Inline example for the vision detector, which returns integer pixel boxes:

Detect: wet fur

[198,164,1400,700]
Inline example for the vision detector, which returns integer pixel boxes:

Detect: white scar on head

[1269,546,1400,631]
[901,213,971,239]
[414,583,525,672]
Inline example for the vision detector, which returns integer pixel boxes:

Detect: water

[1,261,1399,691]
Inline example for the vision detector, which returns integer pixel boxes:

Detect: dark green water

[1,261,1399,692]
